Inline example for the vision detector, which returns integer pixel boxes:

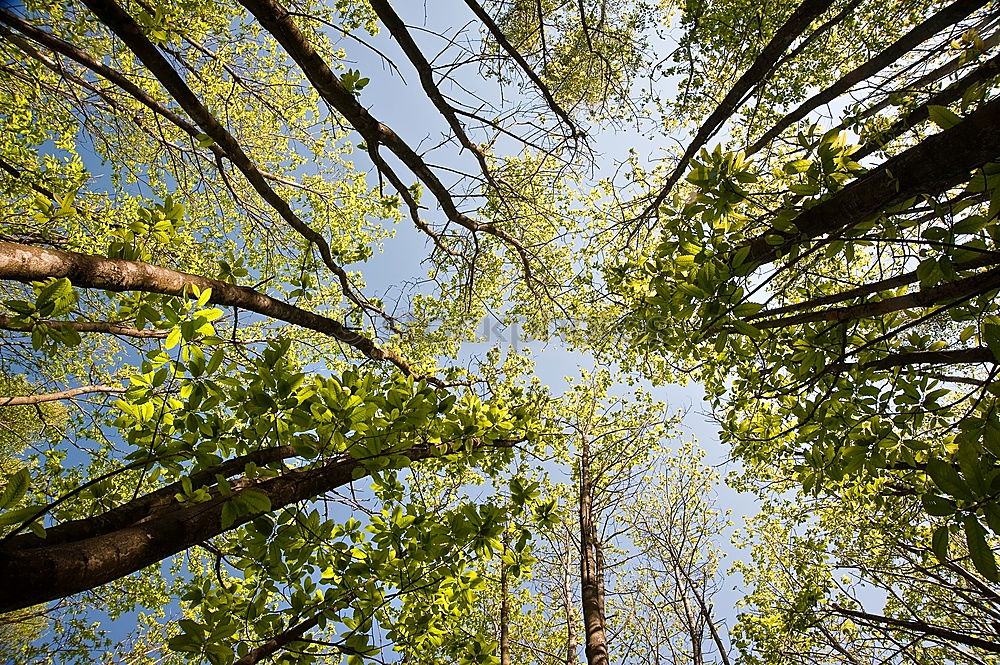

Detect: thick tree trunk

[0,241,415,376]
[740,95,1000,268]
[0,442,467,612]
[579,435,609,665]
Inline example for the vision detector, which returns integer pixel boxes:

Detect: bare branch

[641,0,837,217]
[746,0,990,156]
[0,385,126,406]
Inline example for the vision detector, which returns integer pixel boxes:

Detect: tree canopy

[2,0,1000,663]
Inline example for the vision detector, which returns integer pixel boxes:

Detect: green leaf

[0,468,29,510]
[165,327,182,350]
[925,459,972,500]
[206,349,225,375]
[239,488,271,514]
[964,515,998,581]
[220,500,240,529]
[0,504,45,526]
[921,494,956,516]
[932,525,949,563]
[731,319,762,339]
[927,105,962,130]
[783,159,812,174]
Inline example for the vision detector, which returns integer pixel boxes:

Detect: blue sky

[332,0,758,635]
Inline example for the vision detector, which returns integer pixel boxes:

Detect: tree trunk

[561,530,578,665]
[0,441,502,612]
[579,434,609,665]
[499,548,511,665]
[0,240,414,376]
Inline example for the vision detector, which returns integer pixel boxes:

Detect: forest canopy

[1,0,1000,663]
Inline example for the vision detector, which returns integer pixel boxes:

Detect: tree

[5,0,1000,662]
[0,0,576,658]
[441,372,733,665]
[617,0,1000,583]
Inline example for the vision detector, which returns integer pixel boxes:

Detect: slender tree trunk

[561,530,578,665]
[579,434,609,665]
[499,547,511,665]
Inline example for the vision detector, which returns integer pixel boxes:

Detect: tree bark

[0,440,499,612]
[750,266,1000,329]
[0,385,125,406]
[0,241,418,377]
[834,346,996,371]
[738,94,1000,268]
[562,529,579,665]
[578,434,609,665]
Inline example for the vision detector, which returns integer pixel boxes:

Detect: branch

[0,439,516,612]
[748,253,1000,320]
[0,385,125,406]
[0,315,167,339]
[236,0,537,283]
[831,603,1000,653]
[751,266,1000,329]
[850,18,1000,126]
[367,0,497,186]
[23,1,379,320]
[2,446,298,550]
[855,50,1000,160]
[746,0,989,156]
[735,94,1000,268]
[234,609,325,665]
[460,0,580,139]
[0,241,421,378]
[642,0,837,216]
[845,347,996,371]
